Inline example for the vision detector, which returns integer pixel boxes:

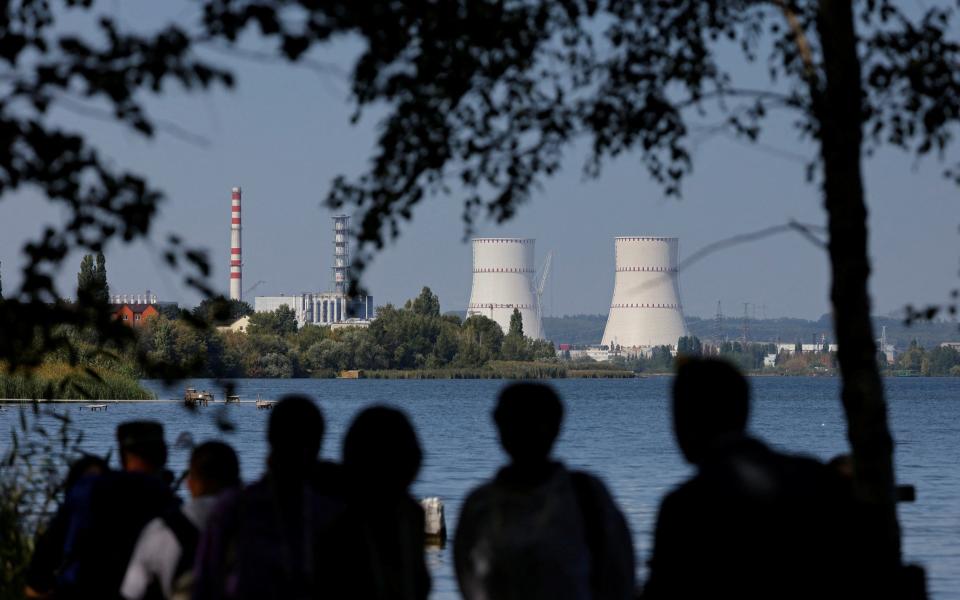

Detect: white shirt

[120,495,219,600]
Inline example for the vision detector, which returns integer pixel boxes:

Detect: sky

[0,2,957,321]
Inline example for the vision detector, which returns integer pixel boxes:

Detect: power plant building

[254,293,374,328]
[601,236,687,349]
[466,238,544,339]
[254,214,374,328]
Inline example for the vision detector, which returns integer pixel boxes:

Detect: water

[3,377,958,599]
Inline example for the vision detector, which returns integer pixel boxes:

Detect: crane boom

[535,251,553,318]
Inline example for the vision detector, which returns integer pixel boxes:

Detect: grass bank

[361,361,635,380]
[0,363,154,400]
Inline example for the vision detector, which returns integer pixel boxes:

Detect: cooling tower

[601,236,687,349]
[466,238,543,339]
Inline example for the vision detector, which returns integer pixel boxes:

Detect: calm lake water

[3,377,959,599]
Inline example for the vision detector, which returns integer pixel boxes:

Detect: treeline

[602,338,787,375]
[888,341,960,376]
[542,313,960,350]
[137,288,557,378]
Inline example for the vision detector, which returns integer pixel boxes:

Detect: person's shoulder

[460,479,501,513]
[568,469,610,491]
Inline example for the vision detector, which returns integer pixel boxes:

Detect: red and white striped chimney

[229,187,242,301]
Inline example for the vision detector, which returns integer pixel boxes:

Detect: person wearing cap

[121,441,241,600]
[56,420,178,599]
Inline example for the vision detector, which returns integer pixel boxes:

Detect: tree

[77,253,109,305]
[408,287,441,317]
[3,1,957,579]
[509,308,524,337]
[193,297,254,325]
[222,3,955,576]
[247,306,298,336]
[95,253,109,304]
[77,255,97,303]
[1,2,232,374]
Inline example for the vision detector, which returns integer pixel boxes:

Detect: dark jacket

[58,470,177,599]
[644,436,856,600]
[455,462,635,600]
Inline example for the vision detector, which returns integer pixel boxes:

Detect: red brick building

[111,303,159,327]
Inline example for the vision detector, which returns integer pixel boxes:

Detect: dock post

[420,497,447,546]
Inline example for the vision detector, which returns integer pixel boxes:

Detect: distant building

[940,342,960,351]
[330,318,372,331]
[217,316,250,334]
[111,303,158,327]
[254,293,374,328]
[764,353,778,368]
[252,216,375,328]
[776,343,838,354]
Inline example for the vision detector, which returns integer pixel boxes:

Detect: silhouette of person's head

[188,441,241,498]
[673,358,749,465]
[494,383,563,466]
[116,421,167,474]
[343,406,422,496]
[268,395,324,473]
[64,454,108,492]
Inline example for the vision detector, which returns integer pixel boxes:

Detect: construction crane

[244,280,266,297]
[535,251,554,320]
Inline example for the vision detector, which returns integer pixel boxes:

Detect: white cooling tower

[601,236,687,349]
[466,238,543,339]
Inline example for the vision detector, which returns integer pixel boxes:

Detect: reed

[0,363,154,400]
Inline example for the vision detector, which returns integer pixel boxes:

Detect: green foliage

[192,297,253,326]
[77,254,109,306]
[887,342,960,376]
[509,308,524,336]
[408,287,441,317]
[247,305,298,336]
[1,405,86,598]
[115,287,560,377]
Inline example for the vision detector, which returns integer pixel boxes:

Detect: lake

[3,377,959,599]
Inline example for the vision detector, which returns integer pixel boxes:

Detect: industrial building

[601,236,688,349]
[466,238,546,339]
[253,214,374,328]
[255,293,374,327]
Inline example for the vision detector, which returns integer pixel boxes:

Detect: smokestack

[333,215,349,295]
[230,187,242,301]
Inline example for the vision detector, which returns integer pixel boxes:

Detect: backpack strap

[161,507,200,579]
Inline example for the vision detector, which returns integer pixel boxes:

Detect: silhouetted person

[192,395,344,600]
[325,405,430,600]
[25,454,108,599]
[57,421,178,599]
[643,358,855,600]
[122,441,241,600]
[455,383,635,600]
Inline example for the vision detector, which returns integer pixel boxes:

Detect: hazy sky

[0,2,957,320]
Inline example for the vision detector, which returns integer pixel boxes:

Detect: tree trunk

[816,0,902,582]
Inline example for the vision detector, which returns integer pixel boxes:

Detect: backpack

[465,467,592,600]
